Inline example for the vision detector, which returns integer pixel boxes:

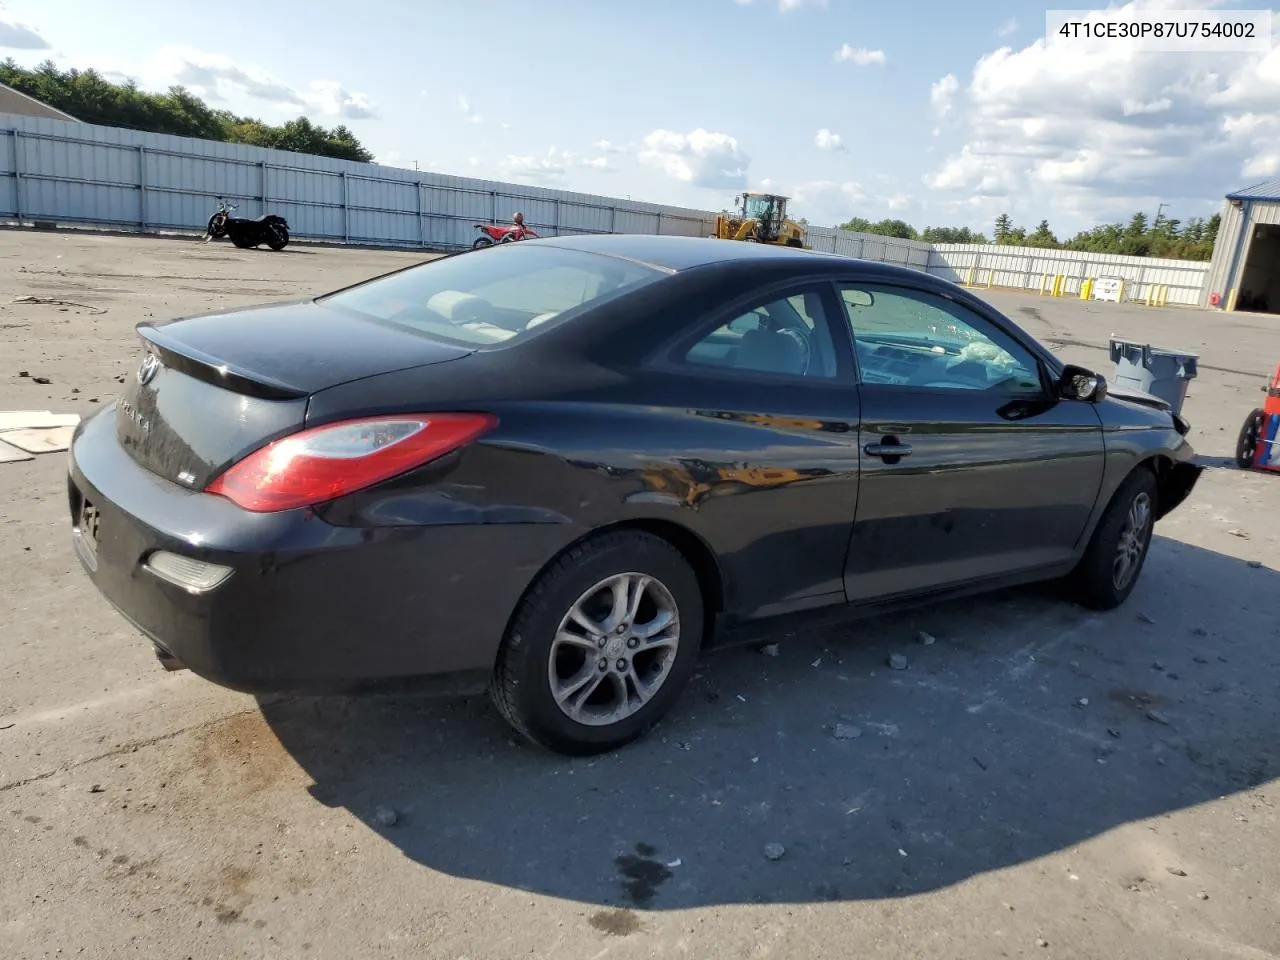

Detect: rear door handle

[863,440,912,459]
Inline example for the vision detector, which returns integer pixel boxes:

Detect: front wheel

[1236,408,1264,469]
[490,530,705,755]
[1065,468,1158,610]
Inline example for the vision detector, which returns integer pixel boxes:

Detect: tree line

[838,211,1221,261]
[1,59,373,163]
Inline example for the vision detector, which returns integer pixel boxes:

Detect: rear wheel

[490,530,704,755]
[786,237,803,247]
[1065,468,1158,610]
[266,225,289,250]
[1236,408,1264,468]
[472,236,494,249]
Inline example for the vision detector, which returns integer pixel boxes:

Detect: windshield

[318,244,666,346]
[743,196,775,220]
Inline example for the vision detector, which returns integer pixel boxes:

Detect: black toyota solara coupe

[68,233,1202,755]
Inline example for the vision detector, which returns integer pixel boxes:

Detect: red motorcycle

[472,221,539,249]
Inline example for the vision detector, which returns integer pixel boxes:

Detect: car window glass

[319,245,664,347]
[838,284,1043,394]
[681,287,838,379]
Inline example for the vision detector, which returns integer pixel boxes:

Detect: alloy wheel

[1112,491,1152,591]
[548,572,681,727]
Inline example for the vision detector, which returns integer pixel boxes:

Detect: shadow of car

[257,536,1277,910]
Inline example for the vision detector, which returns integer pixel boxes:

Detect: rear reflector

[144,551,234,594]
[204,413,497,513]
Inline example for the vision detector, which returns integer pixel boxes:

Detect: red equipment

[1236,361,1280,472]
[471,222,540,249]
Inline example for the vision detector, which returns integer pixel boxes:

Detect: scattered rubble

[917,631,936,645]
[373,805,399,827]
[832,723,862,740]
[888,653,908,671]
[758,643,780,657]
[763,843,785,861]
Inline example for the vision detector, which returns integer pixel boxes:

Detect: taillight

[205,413,497,513]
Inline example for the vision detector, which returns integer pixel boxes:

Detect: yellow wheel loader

[711,192,808,248]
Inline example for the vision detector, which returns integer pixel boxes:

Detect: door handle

[863,439,912,460]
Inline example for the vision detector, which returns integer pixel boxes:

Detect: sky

[2,0,1280,236]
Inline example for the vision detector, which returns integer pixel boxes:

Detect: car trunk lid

[116,300,475,490]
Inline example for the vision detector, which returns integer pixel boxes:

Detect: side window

[838,284,1043,394]
[681,286,838,379]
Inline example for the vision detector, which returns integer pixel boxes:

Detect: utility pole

[1154,202,1167,227]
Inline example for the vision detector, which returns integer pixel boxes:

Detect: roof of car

[532,232,915,276]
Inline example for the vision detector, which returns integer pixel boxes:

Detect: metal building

[0,83,80,123]
[1204,177,1280,313]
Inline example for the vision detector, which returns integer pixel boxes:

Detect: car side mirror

[1057,364,1107,402]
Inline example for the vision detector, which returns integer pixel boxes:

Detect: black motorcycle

[203,198,290,250]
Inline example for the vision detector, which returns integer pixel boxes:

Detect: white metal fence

[930,243,1210,307]
[0,113,1210,305]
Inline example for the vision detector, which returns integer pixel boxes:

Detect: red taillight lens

[205,413,497,513]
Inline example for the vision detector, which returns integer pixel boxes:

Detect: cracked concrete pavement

[2,231,1278,959]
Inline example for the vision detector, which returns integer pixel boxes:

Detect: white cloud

[638,128,750,189]
[593,139,632,154]
[922,0,1280,232]
[737,0,828,9]
[814,128,845,151]
[931,74,959,118]
[0,15,49,49]
[161,48,377,119]
[997,18,1018,37]
[457,95,483,124]
[785,179,868,224]
[498,146,614,184]
[834,44,886,66]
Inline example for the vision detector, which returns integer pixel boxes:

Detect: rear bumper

[67,405,575,695]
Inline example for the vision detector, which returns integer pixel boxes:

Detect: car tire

[490,530,705,756]
[1236,408,1263,469]
[1065,467,1159,611]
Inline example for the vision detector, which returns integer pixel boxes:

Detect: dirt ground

[2,230,1278,960]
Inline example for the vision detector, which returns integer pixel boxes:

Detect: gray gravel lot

[2,231,1278,960]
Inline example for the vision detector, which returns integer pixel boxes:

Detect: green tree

[993,213,1013,244]
[837,216,918,240]
[0,58,373,162]
[1027,219,1058,248]
[921,225,987,244]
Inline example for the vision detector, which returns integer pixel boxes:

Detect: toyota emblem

[137,352,160,386]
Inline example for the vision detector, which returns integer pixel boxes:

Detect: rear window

[318,244,666,346]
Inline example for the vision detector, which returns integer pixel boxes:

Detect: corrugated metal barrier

[0,113,1209,305]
